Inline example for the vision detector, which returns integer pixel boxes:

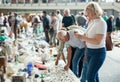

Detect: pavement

[100,46,120,82]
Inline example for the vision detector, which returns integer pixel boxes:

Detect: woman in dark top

[106,15,114,33]
[106,15,114,51]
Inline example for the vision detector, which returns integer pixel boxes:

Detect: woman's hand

[74,31,83,39]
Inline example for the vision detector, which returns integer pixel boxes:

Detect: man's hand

[64,63,70,71]
[55,59,58,65]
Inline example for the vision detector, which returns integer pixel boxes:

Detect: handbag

[106,32,113,51]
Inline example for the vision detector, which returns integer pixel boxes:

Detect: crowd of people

[0,1,120,82]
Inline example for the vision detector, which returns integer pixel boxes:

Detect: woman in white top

[75,2,107,82]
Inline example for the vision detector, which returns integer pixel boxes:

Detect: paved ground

[100,46,120,82]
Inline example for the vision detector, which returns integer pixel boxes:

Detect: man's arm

[64,46,72,70]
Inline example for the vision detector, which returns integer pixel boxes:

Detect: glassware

[49,49,52,56]
[27,62,33,76]
[40,74,45,82]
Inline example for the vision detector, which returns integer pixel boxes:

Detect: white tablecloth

[5,60,79,82]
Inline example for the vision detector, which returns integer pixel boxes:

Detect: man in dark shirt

[62,9,75,29]
[115,13,120,30]
[42,11,50,43]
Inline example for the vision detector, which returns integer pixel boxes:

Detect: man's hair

[43,11,47,15]
[51,12,56,16]
[57,30,67,39]
[56,10,60,14]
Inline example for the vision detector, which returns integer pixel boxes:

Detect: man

[76,12,87,28]
[56,10,63,30]
[49,12,59,46]
[0,12,4,27]
[42,11,50,43]
[62,8,75,29]
[115,13,120,31]
[56,30,85,77]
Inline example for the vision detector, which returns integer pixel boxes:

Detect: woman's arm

[75,33,104,45]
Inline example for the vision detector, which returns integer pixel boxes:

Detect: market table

[3,34,79,82]
[5,58,79,82]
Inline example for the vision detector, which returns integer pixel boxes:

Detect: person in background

[56,10,63,45]
[49,12,59,46]
[102,12,108,21]
[10,13,19,46]
[71,14,77,25]
[3,16,8,27]
[115,13,120,31]
[75,2,107,82]
[106,15,114,33]
[76,12,87,28]
[42,11,50,43]
[32,15,41,35]
[0,12,4,27]
[106,15,114,51]
[8,12,12,28]
[56,10,63,30]
[62,8,75,29]
[13,13,20,41]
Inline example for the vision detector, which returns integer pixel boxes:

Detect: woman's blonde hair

[85,2,103,18]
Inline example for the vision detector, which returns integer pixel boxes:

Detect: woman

[106,15,114,51]
[75,2,107,82]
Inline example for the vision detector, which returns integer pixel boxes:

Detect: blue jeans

[86,47,106,82]
[72,48,85,77]
[81,60,87,82]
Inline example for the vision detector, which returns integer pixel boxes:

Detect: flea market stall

[0,29,79,82]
